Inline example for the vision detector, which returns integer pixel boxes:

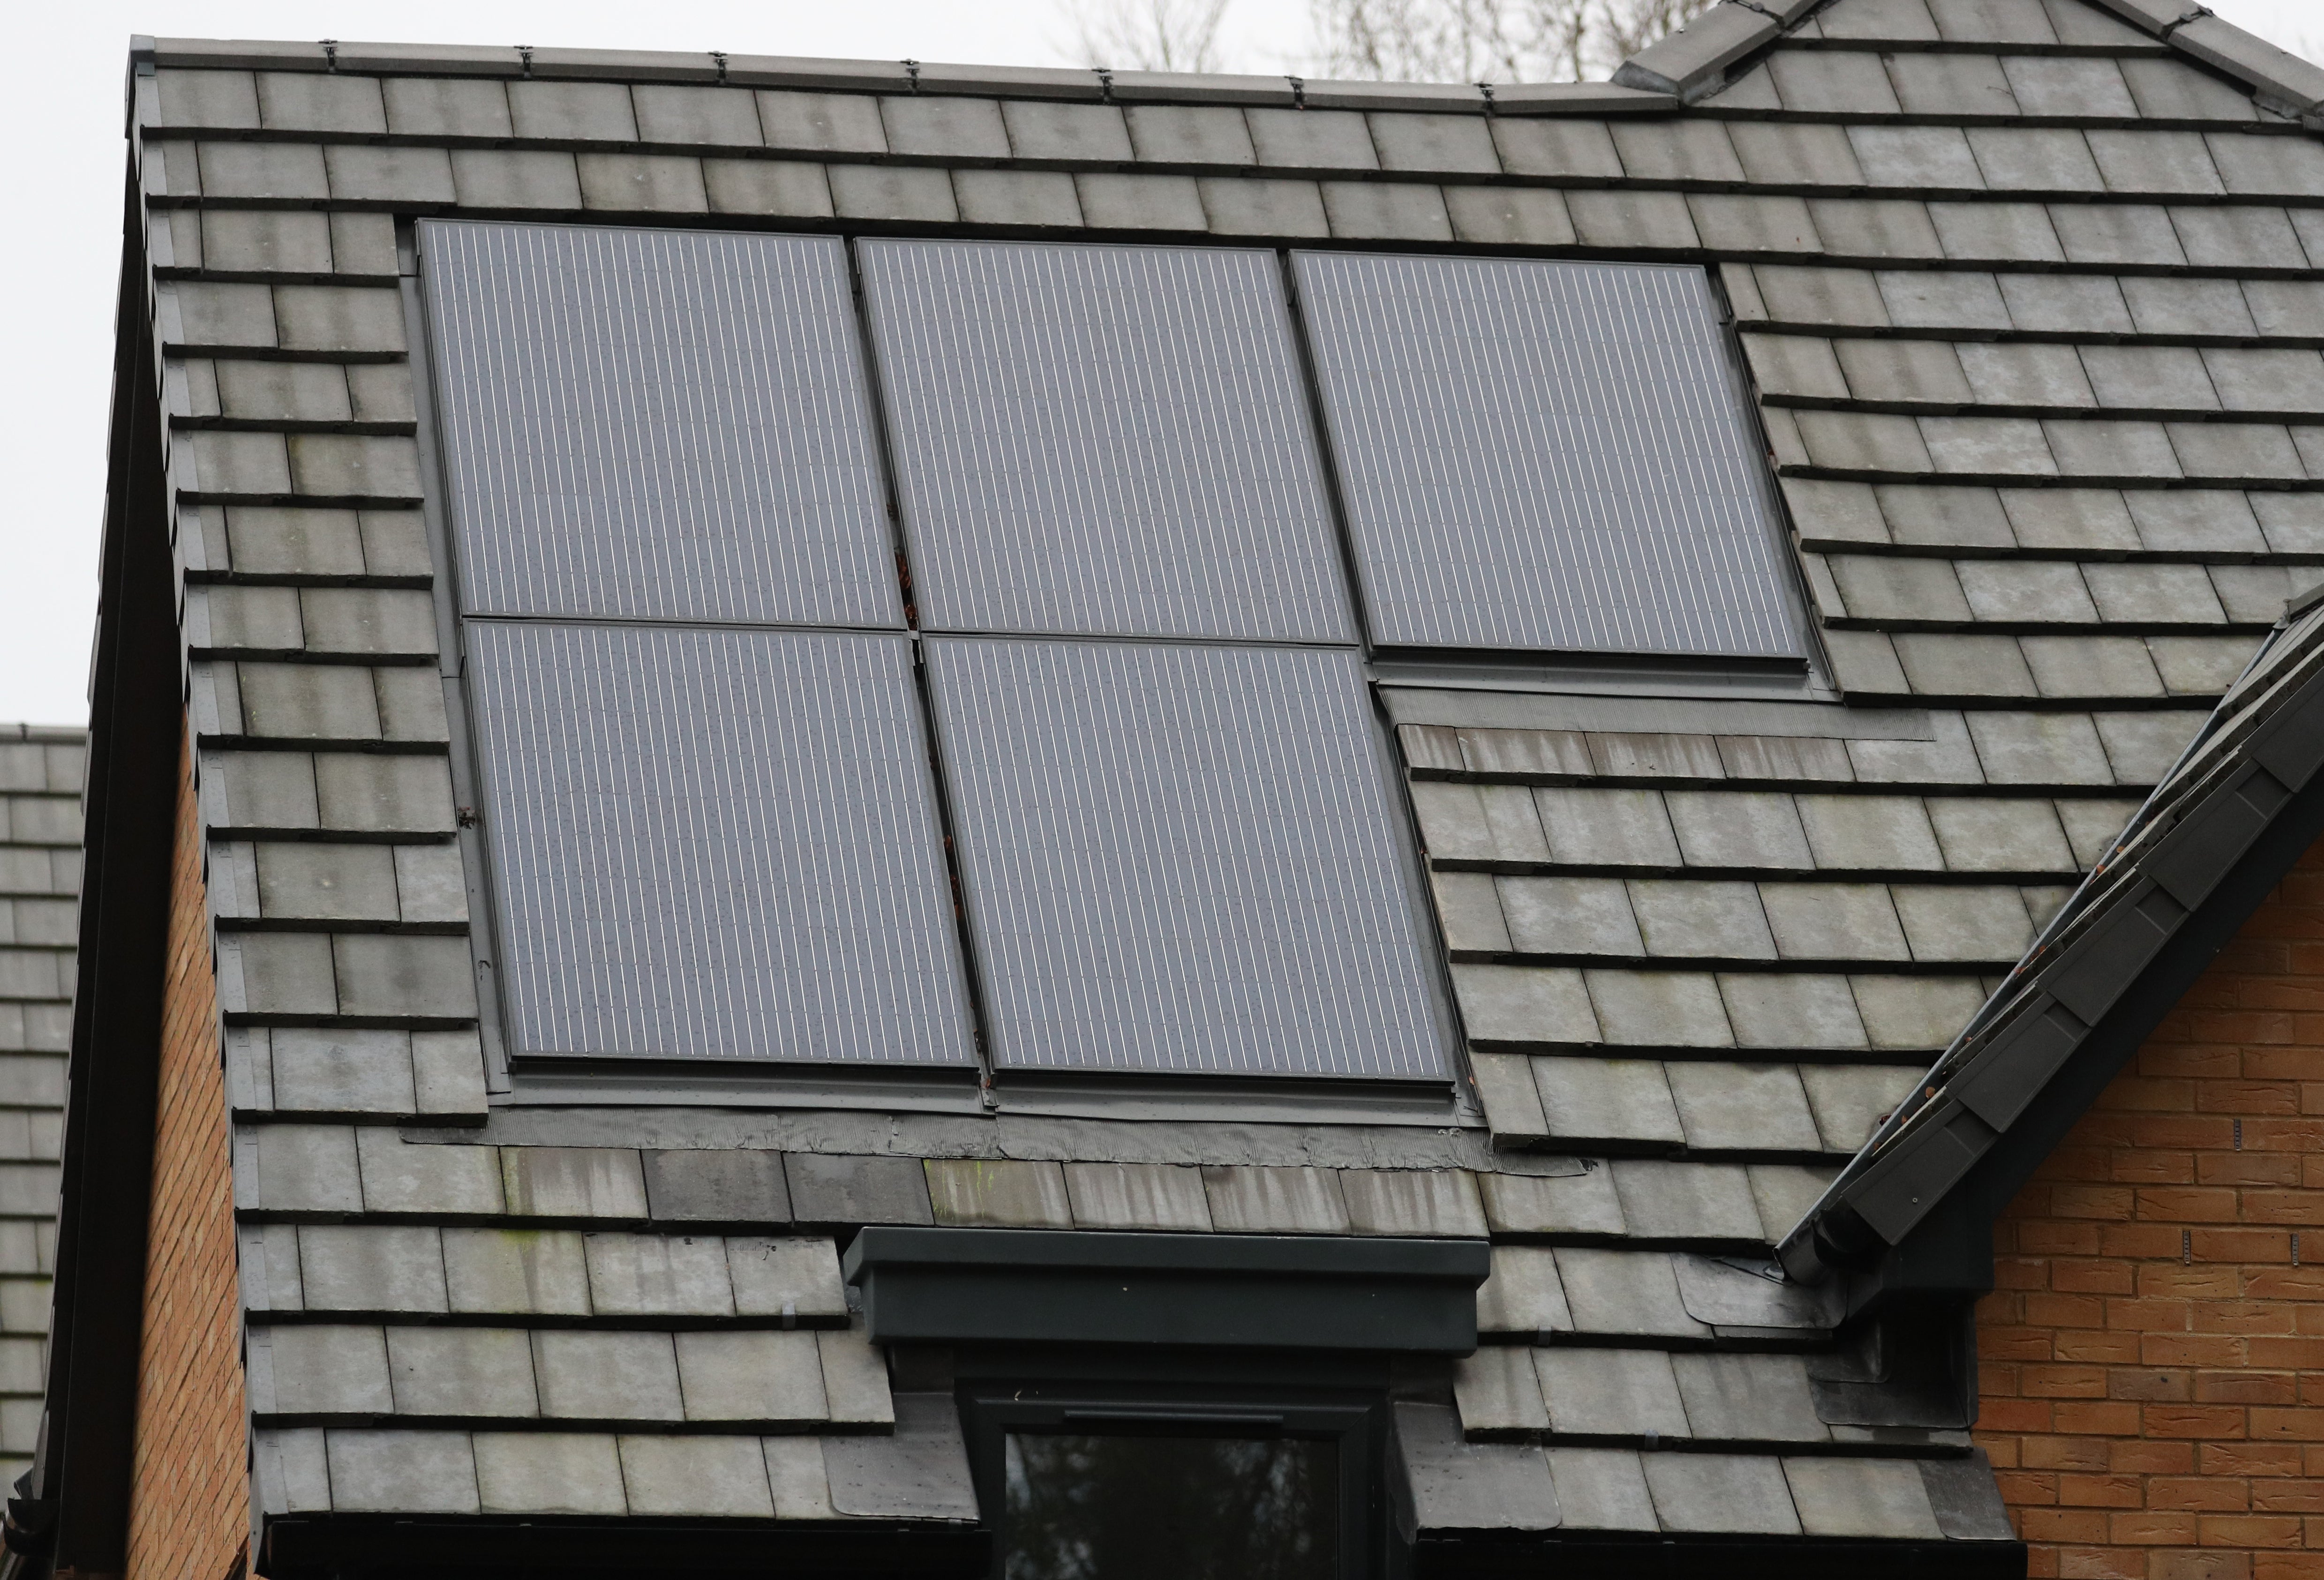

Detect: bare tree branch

[1068,0,1237,72]
[1306,0,1711,82]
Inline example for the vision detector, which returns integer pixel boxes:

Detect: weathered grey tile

[766,1436,837,1520]
[1533,788,1679,868]
[730,1236,850,1319]
[1125,104,1255,165]
[1645,1452,1799,1534]
[1248,108,1377,169]
[584,1233,735,1317]
[1794,411,1931,472]
[620,1434,776,1517]
[630,83,761,145]
[508,79,636,141]
[1674,1353,1827,1442]
[1341,1170,1486,1237]
[1955,560,2097,624]
[702,158,832,217]
[757,91,886,153]
[676,1329,826,1423]
[533,1330,684,1421]
[1451,965,1600,1045]
[1532,1055,1683,1146]
[1556,1248,1709,1339]
[1795,795,1944,871]
[1610,1161,1765,1241]
[441,1228,592,1316]
[1455,1346,1549,1435]
[824,1393,971,1515]
[326,1430,479,1513]
[926,1159,1071,1228]
[257,1325,392,1415]
[1715,974,1869,1052]
[1583,973,1732,1048]
[2021,634,2166,699]
[1491,118,1622,179]
[474,1432,624,1515]
[819,1319,896,1426]
[1760,883,1910,962]
[1202,1165,1350,1233]
[1798,1064,1920,1153]
[244,1124,361,1212]
[1566,190,1699,250]
[1395,1402,1560,1530]
[954,169,1083,228]
[1752,266,1888,328]
[577,153,708,213]
[1666,1062,1820,1153]
[1628,881,1775,960]
[1065,1162,1212,1231]
[1369,113,1498,174]
[828,165,957,223]
[1784,1456,1943,1538]
[784,1155,930,1225]
[331,934,475,1020]
[1730,122,1862,188]
[503,1148,649,1220]
[1475,1245,1573,1337]
[359,1129,503,1215]
[1549,1447,1658,1530]
[641,1150,789,1224]
[298,1225,446,1312]
[387,1326,540,1419]
[1849,973,1988,1049]
[1476,1165,1624,1236]
[268,1027,414,1115]
[1537,1348,1687,1438]
[1498,877,1641,956]
[1434,872,1511,952]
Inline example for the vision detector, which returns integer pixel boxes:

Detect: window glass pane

[860,240,1354,643]
[926,637,1450,1079]
[1004,1432,1338,1580]
[423,221,902,628]
[1295,252,1800,659]
[466,621,974,1065]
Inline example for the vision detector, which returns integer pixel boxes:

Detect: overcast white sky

[1,0,2316,727]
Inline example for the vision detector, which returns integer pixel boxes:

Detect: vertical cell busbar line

[843,234,1007,1103]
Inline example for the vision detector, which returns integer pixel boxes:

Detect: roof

[36,0,2324,1568]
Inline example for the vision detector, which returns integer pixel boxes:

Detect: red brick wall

[123,730,248,1580]
[1977,843,2324,1580]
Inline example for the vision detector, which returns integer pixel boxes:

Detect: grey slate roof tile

[1664,791,1811,869]
[1955,560,2096,624]
[1584,971,1734,1048]
[1536,1347,1687,1438]
[242,1123,361,1212]
[1610,1160,1765,1240]
[640,1150,790,1224]
[1890,53,2020,117]
[1930,199,2066,262]
[1475,1245,1574,1336]
[1565,189,1700,250]
[359,1127,502,1214]
[578,153,709,213]
[299,1224,446,1312]
[533,1329,684,1420]
[509,80,639,141]
[1767,51,1902,115]
[1491,118,1623,179]
[2021,633,2168,698]
[622,1434,777,1518]
[383,77,513,138]
[583,1233,735,1317]
[474,1432,624,1514]
[450,150,584,210]
[1341,1169,1487,1237]
[1477,1165,1625,1236]
[1434,871,1512,952]
[2126,58,2261,120]
[1795,411,1932,472]
[2001,487,2140,552]
[1667,1062,1821,1152]
[765,1437,837,1520]
[1922,1451,2019,1540]
[387,1326,541,1418]
[1534,788,1681,868]
[784,1153,933,1226]
[823,1393,972,1515]
[1690,195,1820,254]
[256,1427,331,1512]
[1472,1053,1551,1140]
[676,1329,827,1422]
[1322,180,1454,241]
[2167,420,2308,481]
[1064,1161,1212,1230]
[258,71,387,134]
[1197,176,1328,236]
[1752,265,1888,327]
[1999,274,2131,335]
[1202,1165,1351,1233]
[1764,881,1911,960]
[1547,1447,1658,1529]
[819,1320,898,1425]
[1500,877,1641,955]
[2174,205,2306,269]
[198,142,331,201]
[1630,880,1775,959]
[199,212,334,277]
[1892,883,2035,960]
[630,85,762,146]
[1370,113,1499,174]
[1847,125,1983,190]
[1452,964,1601,1045]
[327,1429,480,1513]
[926,1159,1072,1228]
[157,67,260,128]
[702,159,833,218]
[1742,335,1847,402]
[2210,132,2324,197]
[1444,186,1576,247]
[954,169,1084,227]
[1645,1451,1800,1534]
[1784,1456,1944,1538]
[757,91,887,153]
[1719,973,1870,1051]
[1849,973,1989,1049]
[722,1236,847,1322]
[1455,1345,1549,1435]
[2094,708,2206,782]
[1673,1352,1827,1441]
[1395,1402,1560,1530]
[1610,120,1744,183]
[1002,100,1132,162]
[1879,484,2012,548]
[1123,104,1255,164]
[1531,1056,1683,1144]
[1830,555,1971,622]
[256,1324,393,1415]
[1247,108,1377,170]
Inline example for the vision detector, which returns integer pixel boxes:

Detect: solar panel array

[423,222,902,628]
[925,638,1450,1078]
[859,241,1352,642]
[430,225,1795,1079]
[465,621,976,1066]
[1294,253,1800,658]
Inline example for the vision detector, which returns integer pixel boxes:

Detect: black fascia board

[260,1516,990,1578]
[14,161,182,1573]
[1780,611,2324,1305]
[1414,1534,2027,1579]
[845,1228,1491,1353]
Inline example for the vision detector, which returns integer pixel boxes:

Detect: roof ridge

[1610,0,2324,126]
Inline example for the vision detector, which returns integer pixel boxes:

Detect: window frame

[399,215,1826,1116]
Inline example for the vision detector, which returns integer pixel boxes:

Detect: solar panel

[1293,253,1801,659]
[423,221,902,628]
[924,637,1451,1079]
[858,240,1354,643]
[465,621,975,1066]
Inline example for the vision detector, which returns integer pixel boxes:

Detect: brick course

[1979,843,2324,1580]
[123,731,248,1580]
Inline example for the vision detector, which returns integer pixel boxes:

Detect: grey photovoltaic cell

[1294,253,1801,659]
[465,621,975,1065]
[423,221,902,628]
[925,637,1451,1079]
[859,240,1354,643]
